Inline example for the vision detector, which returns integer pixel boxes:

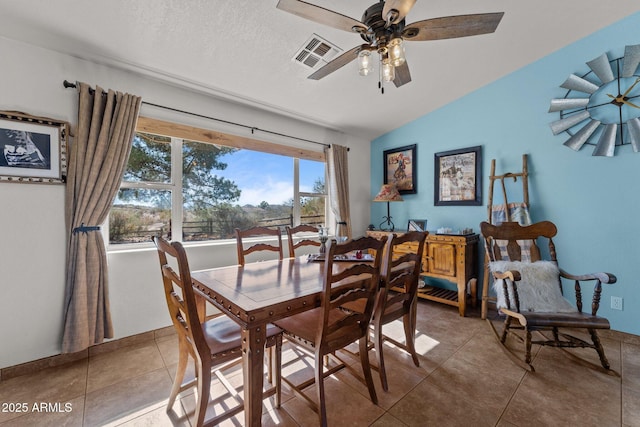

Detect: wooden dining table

[191,255,334,426]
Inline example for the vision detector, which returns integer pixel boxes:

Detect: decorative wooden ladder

[481,154,530,319]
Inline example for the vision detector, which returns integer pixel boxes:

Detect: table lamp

[373,184,403,231]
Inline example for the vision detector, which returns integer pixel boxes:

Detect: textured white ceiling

[1,0,640,140]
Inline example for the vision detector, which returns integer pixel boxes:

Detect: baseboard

[0,325,175,382]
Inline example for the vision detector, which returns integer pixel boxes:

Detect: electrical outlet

[611,296,623,311]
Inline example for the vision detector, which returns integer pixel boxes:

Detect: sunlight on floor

[376,319,441,356]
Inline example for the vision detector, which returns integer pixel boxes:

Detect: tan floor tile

[423,355,519,419]
[0,360,87,424]
[86,341,165,393]
[179,360,285,427]
[115,401,190,427]
[370,412,409,426]
[84,368,173,426]
[450,328,528,382]
[332,346,426,411]
[259,406,300,427]
[501,350,622,427]
[623,342,640,387]
[388,375,498,427]
[623,383,640,427]
[281,372,384,426]
[155,334,180,368]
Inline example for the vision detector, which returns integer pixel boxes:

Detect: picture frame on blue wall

[434,145,482,206]
[407,219,427,232]
[0,111,68,184]
[383,144,416,194]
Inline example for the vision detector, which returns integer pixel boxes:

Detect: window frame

[105,117,327,249]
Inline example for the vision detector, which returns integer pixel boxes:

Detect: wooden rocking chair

[480,220,617,374]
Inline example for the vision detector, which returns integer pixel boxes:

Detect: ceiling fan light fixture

[388,36,405,67]
[381,56,395,82]
[358,49,374,76]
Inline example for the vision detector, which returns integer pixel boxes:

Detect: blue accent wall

[371,12,640,335]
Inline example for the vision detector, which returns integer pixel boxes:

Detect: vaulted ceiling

[1,1,640,140]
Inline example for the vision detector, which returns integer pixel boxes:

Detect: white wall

[0,36,371,369]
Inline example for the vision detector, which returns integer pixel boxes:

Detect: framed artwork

[0,111,68,184]
[434,145,482,206]
[383,144,416,194]
[407,219,427,232]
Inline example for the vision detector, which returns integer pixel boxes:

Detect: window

[108,118,327,245]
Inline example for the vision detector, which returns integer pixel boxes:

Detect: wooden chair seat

[203,316,283,356]
[276,306,361,350]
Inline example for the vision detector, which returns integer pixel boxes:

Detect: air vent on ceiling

[292,34,342,70]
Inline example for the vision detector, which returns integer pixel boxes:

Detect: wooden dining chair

[235,226,283,265]
[153,236,283,426]
[373,231,427,390]
[341,231,427,391]
[274,235,388,427]
[480,221,617,373]
[285,224,321,257]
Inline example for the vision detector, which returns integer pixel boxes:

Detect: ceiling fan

[277,0,504,91]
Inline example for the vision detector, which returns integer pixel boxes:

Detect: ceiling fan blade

[308,45,364,80]
[393,61,412,87]
[403,12,504,41]
[382,0,417,25]
[277,0,366,33]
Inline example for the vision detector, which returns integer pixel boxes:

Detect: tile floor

[1,301,639,426]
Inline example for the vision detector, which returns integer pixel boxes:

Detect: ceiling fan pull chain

[378,57,384,95]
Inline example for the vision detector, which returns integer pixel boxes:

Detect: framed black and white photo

[434,145,482,206]
[383,144,416,194]
[407,219,427,232]
[0,111,68,184]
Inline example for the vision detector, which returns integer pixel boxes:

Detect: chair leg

[167,340,189,410]
[194,359,211,427]
[372,319,388,392]
[315,351,328,427]
[274,336,283,408]
[589,329,611,370]
[501,316,511,343]
[359,337,378,405]
[404,302,420,367]
[267,346,273,384]
[525,329,533,366]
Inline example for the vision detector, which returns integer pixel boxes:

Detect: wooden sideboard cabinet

[366,230,479,316]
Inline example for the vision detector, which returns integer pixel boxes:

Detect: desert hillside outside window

[108,122,327,245]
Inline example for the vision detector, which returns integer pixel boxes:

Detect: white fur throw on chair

[490,260,577,313]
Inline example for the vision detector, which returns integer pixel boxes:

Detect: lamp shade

[373,184,403,202]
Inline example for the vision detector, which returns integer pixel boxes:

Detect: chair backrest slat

[235,226,283,265]
[481,221,557,264]
[286,224,321,257]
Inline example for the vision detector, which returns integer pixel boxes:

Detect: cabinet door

[428,243,456,277]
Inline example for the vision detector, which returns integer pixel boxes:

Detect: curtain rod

[62,80,336,149]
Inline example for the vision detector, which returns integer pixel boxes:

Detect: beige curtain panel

[62,82,142,353]
[327,145,352,238]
